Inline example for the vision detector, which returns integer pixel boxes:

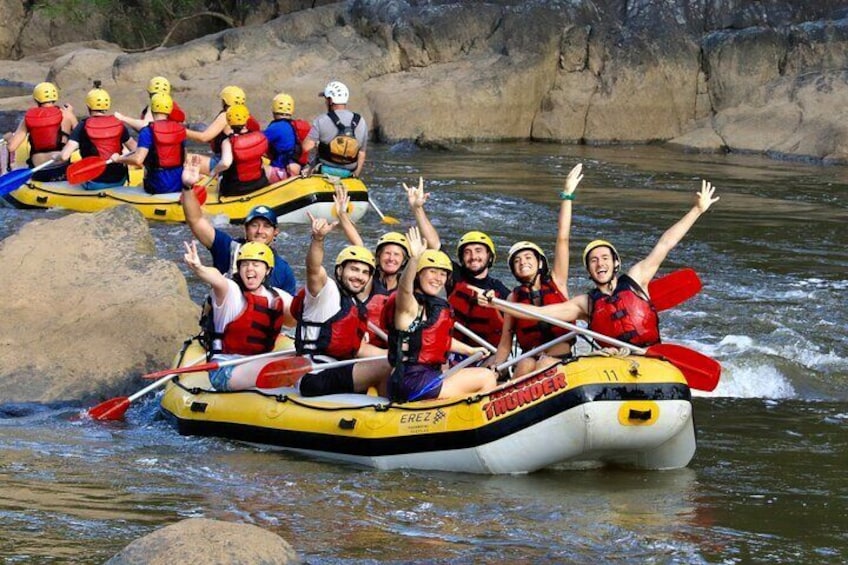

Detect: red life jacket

[220,292,286,355]
[229,131,268,183]
[83,115,124,159]
[448,279,505,348]
[290,284,367,359]
[146,120,186,169]
[292,119,311,165]
[588,274,660,347]
[25,106,63,152]
[512,277,572,350]
[209,113,261,153]
[385,293,454,366]
[364,282,392,348]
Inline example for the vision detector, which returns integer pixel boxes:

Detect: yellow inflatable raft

[2,174,369,224]
[159,339,697,473]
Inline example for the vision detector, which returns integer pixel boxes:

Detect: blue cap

[245,205,277,227]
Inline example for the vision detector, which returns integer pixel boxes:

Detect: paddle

[649,268,702,311]
[88,354,206,421]
[0,159,57,196]
[454,322,498,353]
[254,354,387,389]
[481,294,721,392]
[495,331,577,373]
[66,156,108,184]
[368,196,400,224]
[408,350,486,402]
[141,347,295,380]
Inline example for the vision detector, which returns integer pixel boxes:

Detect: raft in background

[159,339,697,474]
[1,173,369,224]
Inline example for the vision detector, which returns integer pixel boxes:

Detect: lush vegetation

[33,0,259,50]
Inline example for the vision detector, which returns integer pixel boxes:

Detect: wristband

[559,191,575,201]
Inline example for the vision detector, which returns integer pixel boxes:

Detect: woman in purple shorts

[385,227,497,402]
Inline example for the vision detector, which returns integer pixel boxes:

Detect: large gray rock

[105,518,299,565]
[0,206,199,404]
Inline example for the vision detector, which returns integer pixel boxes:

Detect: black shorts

[298,365,355,397]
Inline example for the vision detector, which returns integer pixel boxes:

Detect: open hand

[696,180,720,213]
[333,183,350,217]
[562,163,583,197]
[406,225,427,257]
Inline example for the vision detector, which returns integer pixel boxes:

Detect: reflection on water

[0,142,847,563]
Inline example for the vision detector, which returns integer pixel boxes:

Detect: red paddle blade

[179,183,208,206]
[67,157,107,184]
[645,343,721,392]
[255,357,313,388]
[649,268,702,312]
[87,397,130,421]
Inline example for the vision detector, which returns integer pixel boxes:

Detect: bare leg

[352,358,392,395]
[438,367,497,398]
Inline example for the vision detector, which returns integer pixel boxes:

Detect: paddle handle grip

[489,296,648,355]
[454,323,498,353]
[311,354,386,371]
[367,321,389,343]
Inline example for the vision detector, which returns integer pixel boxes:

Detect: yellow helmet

[220,85,246,107]
[149,93,173,115]
[416,250,453,274]
[457,231,496,263]
[335,245,376,271]
[582,239,619,269]
[236,241,275,270]
[272,93,295,115]
[85,85,111,111]
[375,232,410,257]
[147,76,171,95]
[33,82,59,104]
[507,241,548,277]
[226,104,250,127]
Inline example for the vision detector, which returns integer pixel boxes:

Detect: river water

[1,142,846,563]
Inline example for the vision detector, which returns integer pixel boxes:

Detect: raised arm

[181,171,216,248]
[405,177,441,251]
[183,240,229,304]
[394,226,427,331]
[628,180,720,290]
[333,182,364,246]
[305,211,335,296]
[551,163,583,294]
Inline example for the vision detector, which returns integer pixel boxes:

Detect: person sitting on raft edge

[301,80,368,179]
[183,240,295,391]
[290,211,392,397]
[474,180,721,350]
[491,163,583,378]
[384,226,497,403]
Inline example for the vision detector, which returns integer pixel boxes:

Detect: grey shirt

[308,109,368,170]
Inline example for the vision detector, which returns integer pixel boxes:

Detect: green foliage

[32,0,251,49]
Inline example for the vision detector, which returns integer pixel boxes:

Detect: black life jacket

[386,293,454,366]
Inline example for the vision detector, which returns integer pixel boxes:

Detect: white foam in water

[210,214,231,227]
[695,362,796,399]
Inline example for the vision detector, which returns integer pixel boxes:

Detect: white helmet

[321,80,349,104]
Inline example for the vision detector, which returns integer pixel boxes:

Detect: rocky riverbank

[1,1,848,161]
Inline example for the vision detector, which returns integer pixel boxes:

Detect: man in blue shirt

[112,93,185,194]
[181,189,297,294]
